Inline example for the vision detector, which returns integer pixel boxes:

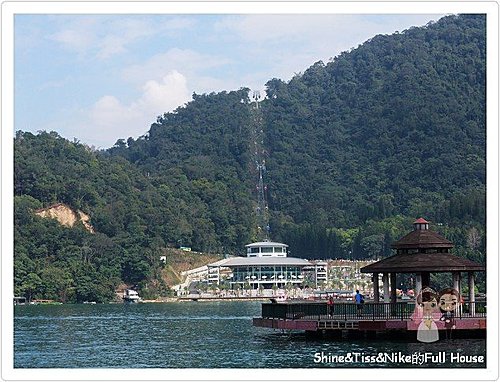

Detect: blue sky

[15,13,445,149]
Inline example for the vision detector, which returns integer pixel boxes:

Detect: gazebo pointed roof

[361,218,484,274]
[360,252,484,273]
[391,229,453,249]
[391,218,453,250]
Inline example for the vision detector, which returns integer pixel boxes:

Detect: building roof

[414,217,429,224]
[209,258,234,267]
[212,256,310,267]
[245,241,288,248]
[391,229,453,249]
[360,252,484,273]
[313,261,328,265]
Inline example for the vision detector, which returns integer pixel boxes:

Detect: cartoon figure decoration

[439,287,460,339]
[415,287,440,343]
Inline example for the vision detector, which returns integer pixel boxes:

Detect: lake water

[14,301,485,368]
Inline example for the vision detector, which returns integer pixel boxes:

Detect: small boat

[123,289,141,303]
[14,296,26,305]
[269,292,287,304]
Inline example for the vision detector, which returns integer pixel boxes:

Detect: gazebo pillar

[468,272,475,316]
[382,273,390,303]
[421,272,430,288]
[415,273,423,297]
[390,272,397,303]
[373,273,380,302]
[452,272,460,293]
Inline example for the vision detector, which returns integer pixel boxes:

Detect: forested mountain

[109,89,257,251]
[263,14,485,229]
[14,14,486,301]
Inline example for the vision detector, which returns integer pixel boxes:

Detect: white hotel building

[207,241,326,289]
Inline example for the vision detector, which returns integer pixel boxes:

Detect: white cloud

[138,71,190,113]
[97,35,128,59]
[215,15,335,43]
[50,26,95,56]
[95,17,191,59]
[48,15,196,60]
[216,14,440,46]
[81,70,191,147]
[122,48,232,90]
[48,17,100,57]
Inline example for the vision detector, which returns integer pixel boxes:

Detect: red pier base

[253,317,486,333]
[253,317,317,331]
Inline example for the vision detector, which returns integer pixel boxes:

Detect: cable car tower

[251,90,270,241]
[252,90,261,109]
[256,160,270,241]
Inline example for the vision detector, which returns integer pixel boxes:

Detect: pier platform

[253,301,486,337]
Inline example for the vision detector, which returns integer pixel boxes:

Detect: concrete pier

[253,301,486,338]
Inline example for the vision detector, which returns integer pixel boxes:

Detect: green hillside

[263,14,485,229]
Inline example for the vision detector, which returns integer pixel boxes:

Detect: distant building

[182,242,376,293]
[308,260,328,288]
[207,241,317,289]
[245,242,288,257]
[328,259,377,293]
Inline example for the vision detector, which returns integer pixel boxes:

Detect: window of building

[261,247,273,253]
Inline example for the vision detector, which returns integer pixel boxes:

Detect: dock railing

[261,301,486,321]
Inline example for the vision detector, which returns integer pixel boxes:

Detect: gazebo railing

[456,300,487,318]
[261,301,486,321]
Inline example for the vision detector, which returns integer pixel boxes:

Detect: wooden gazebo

[361,218,484,313]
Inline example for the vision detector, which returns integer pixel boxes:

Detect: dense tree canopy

[262,14,485,230]
[14,15,486,301]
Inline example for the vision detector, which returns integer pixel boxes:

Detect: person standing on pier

[327,295,334,317]
[355,290,364,316]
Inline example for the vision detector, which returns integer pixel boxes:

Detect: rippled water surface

[14,302,485,368]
